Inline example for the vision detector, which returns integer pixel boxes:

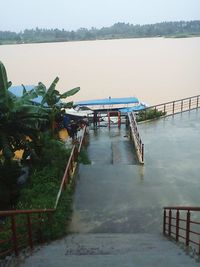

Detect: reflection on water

[0,37,200,105]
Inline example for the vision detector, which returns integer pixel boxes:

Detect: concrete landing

[20,233,199,267]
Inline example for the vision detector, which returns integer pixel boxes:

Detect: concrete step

[19,233,200,267]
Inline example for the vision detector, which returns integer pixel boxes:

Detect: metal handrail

[143,95,200,118]
[163,206,200,256]
[128,112,144,163]
[0,126,87,258]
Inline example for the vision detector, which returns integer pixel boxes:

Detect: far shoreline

[1,34,200,46]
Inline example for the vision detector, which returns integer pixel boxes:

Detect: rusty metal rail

[0,126,87,258]
[143,95,200,119]
[163,206,200,256]
[128,111,144,164]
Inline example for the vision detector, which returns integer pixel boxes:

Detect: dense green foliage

[0,138,73,256]
[0,161,21,209]
[0,61,80,210]
[78,147,91,165]
[0,20,200,45]
[136,108,166,122]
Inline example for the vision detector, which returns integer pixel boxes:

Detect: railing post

[141,144,144,162]
[163,209,166,235]
[27,214,33,250]
[11,215,18,256]
[198,238,200,257]
[172,101,175,114]
[197,96,199,108]
[38,213,43,243]
[108,112,110,128]
[164,104,166,115]
[176,210,180,242]
[118,112,121,128]
[98,112,101,127]
[181,100,183,112]
[186,210,190,247]
[168,209,172,237]
[189,98,191,110]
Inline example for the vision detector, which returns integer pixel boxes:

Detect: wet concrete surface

[87,125,138,165]
[69,110,200,234]
[20,233,200,267]
[19,111,200,267]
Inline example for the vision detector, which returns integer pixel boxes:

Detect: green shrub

[0,160,21,209]
[136,108,166,122]
[78,147,91,165]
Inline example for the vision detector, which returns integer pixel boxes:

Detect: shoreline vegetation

[0,20,200,45]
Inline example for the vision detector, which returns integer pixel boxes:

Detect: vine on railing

[0,126,87,259]
[163,206,200,258]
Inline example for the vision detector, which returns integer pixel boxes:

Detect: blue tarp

[8,85,44,104]
[75,97,139,106]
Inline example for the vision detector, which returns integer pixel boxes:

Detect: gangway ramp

[87,126,138,165]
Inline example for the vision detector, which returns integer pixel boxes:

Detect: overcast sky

[0,0,199,32]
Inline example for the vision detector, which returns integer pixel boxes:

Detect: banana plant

[34,77,80,133]
[0,61,50,161]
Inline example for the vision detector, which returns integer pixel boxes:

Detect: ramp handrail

[0,126,87,258]
[163,206,200,256]
[143,95,200,119]
[128,112,144,164]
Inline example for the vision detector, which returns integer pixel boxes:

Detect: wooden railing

[128,111,144,164]
[163,207,200,257]
[0,126,87,259]
[143,95,200,119]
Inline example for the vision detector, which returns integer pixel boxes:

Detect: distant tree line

[0,20,200,44]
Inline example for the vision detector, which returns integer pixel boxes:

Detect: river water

[0,37,200,105]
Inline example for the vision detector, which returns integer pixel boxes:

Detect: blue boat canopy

[119,104,146,113]
[75,97,139,106]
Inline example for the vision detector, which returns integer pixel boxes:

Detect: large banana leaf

[34,82,46,96]
[60,87,80,99]
[41,77,59,106]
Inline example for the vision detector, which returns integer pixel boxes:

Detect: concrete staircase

[20,233,199,267]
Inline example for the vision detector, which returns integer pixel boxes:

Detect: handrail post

[176,210,180,242]
[38,213,43,243]
[198,238,200,258]
[168,209,172,237]
[108,112,110,128]
[189,98,191,110]
[141,144,144,162]
[197,96,199,108]
[11,215,18,256]
[181,100,183,112]
[163,209,166,235]
[172,101,175,114]
[186,210,190,247]
[27,214,33,250]
[118,112,121,128]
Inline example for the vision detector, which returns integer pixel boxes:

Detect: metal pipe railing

[143,95,200,119]
[128,112,144,164]
[0,126,87,258]
[163,206,200,257]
